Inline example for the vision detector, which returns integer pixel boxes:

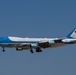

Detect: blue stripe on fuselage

[62,42,76,44]
[0,36,38,43]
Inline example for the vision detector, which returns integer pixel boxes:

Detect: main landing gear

[30,46,34,53]
[30,45,42,53]
[30,48,42,53]
[30,50,34,53]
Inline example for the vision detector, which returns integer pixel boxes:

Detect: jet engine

[16,48,23,51]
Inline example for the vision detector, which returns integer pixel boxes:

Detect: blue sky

[0,0,76,75]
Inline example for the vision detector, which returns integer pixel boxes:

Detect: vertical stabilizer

[67,28,76,38]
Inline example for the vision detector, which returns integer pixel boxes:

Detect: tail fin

[67,28,76,38]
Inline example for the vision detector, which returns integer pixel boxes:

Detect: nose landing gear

[2,47,5,52]
[2,50,5,52]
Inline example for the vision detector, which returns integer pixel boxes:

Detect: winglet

[67,28,76,38]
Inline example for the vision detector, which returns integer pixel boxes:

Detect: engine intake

[16,48,23,51]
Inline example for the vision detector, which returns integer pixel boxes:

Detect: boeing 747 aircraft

[0,28,76,53]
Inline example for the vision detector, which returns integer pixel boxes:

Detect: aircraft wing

[38,38,64,48]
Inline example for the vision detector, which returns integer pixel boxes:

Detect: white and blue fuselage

[0,28,76,53]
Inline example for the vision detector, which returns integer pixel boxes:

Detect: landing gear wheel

[2,47,5,52]
[2,50,5,52]
[30,50,34,53]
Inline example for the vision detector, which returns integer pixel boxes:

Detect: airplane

[0,28,76,53]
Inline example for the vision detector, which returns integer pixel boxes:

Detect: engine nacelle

[38,41,49,48]
[16,48,23,51]
[54,39,62,43]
